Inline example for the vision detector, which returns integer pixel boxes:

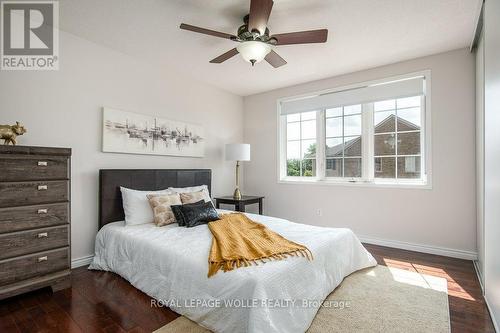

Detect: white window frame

[277,70,432,189]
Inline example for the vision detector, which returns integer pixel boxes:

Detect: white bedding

[89,212,376,333]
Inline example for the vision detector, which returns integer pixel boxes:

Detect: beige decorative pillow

[180,190,209,204]
[147,193,182,226]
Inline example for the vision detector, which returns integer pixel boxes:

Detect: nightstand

[214,196,264,215]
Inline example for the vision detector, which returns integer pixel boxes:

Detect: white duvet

[89,212,376,333]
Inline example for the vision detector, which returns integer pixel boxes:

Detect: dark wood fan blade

[248,0,274,35]
[210,48,239,63]
[265,50,287,68]
[180,23,236,40]
[272,29,328,45]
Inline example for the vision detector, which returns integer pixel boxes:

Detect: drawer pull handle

[37,256,48,263]
[37,209,48,214]
[38,161,48,166]
[37,232,48,238]
[37,185,48,191]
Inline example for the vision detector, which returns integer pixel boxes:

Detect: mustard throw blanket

[207,213,313,277]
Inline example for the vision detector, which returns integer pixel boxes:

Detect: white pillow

[168,185,213,205]
[120,187,171,226]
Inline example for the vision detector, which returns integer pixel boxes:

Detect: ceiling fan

[179,0,328,68]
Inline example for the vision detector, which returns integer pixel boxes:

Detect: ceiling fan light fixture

[236,41,272,66]
[180,0,329,68]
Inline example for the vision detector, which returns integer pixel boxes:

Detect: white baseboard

[473,260,485,293]
[71,255,94,269]
[472,262,498,332]
[358,235,478,261]
[485,295,500,333]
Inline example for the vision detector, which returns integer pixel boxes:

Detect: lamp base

[233,188,242,200]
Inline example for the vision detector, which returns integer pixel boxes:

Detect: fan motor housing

[236,15,274,43]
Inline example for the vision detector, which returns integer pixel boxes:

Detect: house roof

[376,114,420,132]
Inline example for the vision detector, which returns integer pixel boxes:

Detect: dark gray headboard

[99,169,211,229]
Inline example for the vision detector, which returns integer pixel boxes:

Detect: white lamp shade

[236,41,272,64]
[225,144,251,161]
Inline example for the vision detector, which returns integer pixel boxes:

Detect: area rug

[154,265,450,333]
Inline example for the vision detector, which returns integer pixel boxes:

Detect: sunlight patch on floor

[380,257,476,301]
[386,266,448,292]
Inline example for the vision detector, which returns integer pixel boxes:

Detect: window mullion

[362,103,374,181]
[317,110,326,180]
[341,108,345,177]
[395,107,398,181]
[420,95,426,181]
[280,115,287,178]
[299,113,303,176]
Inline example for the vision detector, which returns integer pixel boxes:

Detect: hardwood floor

[0,244,495,333]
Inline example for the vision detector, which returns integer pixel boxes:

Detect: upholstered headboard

[99,169,212,229]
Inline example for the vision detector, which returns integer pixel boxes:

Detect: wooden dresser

[0,145,71,300]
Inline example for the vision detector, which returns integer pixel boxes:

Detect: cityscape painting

[102,108,205,157]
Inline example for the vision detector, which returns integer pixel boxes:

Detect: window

[373,96,422,180]
[279,72,430,187]
[325,105,362,178]
[286,111,316,177]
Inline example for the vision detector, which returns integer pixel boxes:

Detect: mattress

[89,211,376,333]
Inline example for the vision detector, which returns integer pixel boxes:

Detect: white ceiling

[59,0,480,96]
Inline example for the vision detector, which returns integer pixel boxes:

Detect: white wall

[243,48,476,258]
[484,0,500,329]
[0,31,244,262]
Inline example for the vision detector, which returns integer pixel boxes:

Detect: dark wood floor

[0,244,495,333]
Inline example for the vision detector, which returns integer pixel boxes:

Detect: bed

[90,169,376,333]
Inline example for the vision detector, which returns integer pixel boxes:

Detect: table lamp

[225,143,251,200]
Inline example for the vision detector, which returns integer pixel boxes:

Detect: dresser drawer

[0,248,69,286]
[0,155,69,182]
[0,226,69,260]
[0,203,69,233]
[0,181,69,208]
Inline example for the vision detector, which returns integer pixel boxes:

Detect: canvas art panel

[102,108,205,157]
